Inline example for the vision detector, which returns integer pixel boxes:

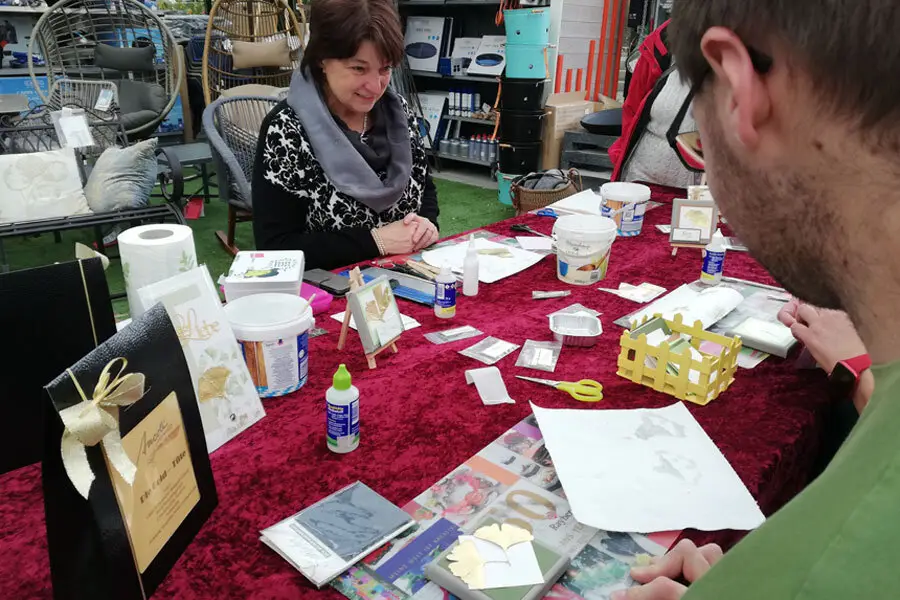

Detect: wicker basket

[511,169,582,215]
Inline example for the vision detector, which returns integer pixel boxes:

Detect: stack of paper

[422,238,545,284]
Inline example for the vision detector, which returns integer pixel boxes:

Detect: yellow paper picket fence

[617,313,742,406]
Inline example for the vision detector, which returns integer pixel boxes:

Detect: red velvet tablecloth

[0,186,831,599]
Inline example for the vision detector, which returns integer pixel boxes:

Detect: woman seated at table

[252,0,440,270]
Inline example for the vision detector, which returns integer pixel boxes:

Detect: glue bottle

[326,364,359,454]
[434,265,457,319]
[701,231,727,284]
[463,235,479,297]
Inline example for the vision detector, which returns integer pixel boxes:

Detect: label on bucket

[239,332,309,397]
[602,199,647,237]
[557,248,611,285]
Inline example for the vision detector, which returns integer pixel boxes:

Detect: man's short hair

[669,1,900,135]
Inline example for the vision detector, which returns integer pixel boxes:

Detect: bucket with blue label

[224,293,314,398]
[600,182,652,237]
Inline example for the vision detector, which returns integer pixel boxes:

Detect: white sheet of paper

[516,236,554,251]
[599,282,667,304]
[732,317,795,349]
[58,113,95,148]
[531,402,765,532]
[459,536,545,590]
[331,311,421,331]
[627,284,744,330]
[422,238,544,284]
[465,367,515,405]
[656,224,672,234]
[546,189,604,215]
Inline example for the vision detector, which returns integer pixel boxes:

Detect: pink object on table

[300,282,332,315]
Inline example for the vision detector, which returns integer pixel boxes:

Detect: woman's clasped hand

[375,213,440,255]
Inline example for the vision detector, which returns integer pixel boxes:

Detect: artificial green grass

[1,177,513,319]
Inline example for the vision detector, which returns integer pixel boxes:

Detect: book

[425,516,570,600]
[261,481,416,588]
[331,416,676,600]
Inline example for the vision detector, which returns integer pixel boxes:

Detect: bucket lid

[553,214,618,236]
[224,292,313,341]
[600,182,652,203]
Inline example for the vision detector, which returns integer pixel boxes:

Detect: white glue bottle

[326,364,359,454]
[463,235,479,297]
[701,231,727,284]
[434,265,457,319]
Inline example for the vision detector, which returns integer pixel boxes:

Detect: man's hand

[777,300,867,374]
[403,213,439,251]
[610,540,723,600]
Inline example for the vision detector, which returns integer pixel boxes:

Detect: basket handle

[567,168,583,192]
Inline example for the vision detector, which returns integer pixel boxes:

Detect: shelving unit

[399,0,504,172]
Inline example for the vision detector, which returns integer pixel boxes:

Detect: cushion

[83,138,159,212]
[0,147,92,224]
[220,84,288,98]
[231,39,292,69]
[94,43,156,72]
[116,79,169,130]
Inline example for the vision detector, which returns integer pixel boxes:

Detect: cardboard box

[466,35,507,76]
[416,92,448,149]
[404,17,446,72]
[541,92,622,170]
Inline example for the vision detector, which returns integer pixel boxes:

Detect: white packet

[424,325,484,344]
[459,336,520,365]
[548,303,602,319]
[515,340,562,372]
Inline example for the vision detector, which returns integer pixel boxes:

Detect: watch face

[829,362,857,402]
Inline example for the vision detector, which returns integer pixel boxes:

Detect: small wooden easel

[337,267,400,370]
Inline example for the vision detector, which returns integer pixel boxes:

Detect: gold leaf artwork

[447,539,486,589]
[198,366,231,402]
[473,523,534,551]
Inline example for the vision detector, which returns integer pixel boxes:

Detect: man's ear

[700,27,771,150]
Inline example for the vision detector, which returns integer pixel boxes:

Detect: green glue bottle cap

[333,364,352,391]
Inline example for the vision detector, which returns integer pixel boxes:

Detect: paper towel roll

[119,224,197,318]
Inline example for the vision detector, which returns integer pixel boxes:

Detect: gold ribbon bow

[59,358,146,499]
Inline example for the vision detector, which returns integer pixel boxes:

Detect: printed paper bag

[0,257,116,473]
[42,304,218,600]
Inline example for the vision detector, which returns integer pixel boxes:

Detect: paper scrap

[599,282,667,304]
[656,224,672,234]
[331,311,421,331]
[533,290,571,300]
[530,402,766,532]
[422,238,545,284]
[448,530,544,590]
[474,523,533,550]
[549,303,602,319]
[737,347,770,369]
[546,189,603,216]
[465,367,516,405]
[516,236,554,252]
[626,284,744,330]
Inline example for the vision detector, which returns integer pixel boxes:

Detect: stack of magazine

[261,482,416,588]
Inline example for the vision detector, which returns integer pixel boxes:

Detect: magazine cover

[331,416,679,600]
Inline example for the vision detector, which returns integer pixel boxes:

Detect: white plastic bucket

[224,293,314,398]
[553,215,618,285]
[600,182,652,237]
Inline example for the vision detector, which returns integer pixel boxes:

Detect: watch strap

[838,354,872,378]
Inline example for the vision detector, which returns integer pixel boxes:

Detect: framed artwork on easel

[338,269,404,369]
[670,186,719,249]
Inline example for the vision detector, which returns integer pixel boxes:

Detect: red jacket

[609,21,672,181]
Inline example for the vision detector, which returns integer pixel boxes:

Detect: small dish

[549,313,602,347]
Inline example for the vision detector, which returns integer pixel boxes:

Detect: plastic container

[600,182,652,237]
[504,8,551,45]
[463,235,479,297]
[300,282,333,315]
[326,364,360,454]
[223,250,304,302]
[505,43,550,79]
[701,231,727,284]
[439,138,451,155]
[552,214,618,285]
[500,78,551,111]
[498,109,546,143]
[499,142,542,173]
[224,293,315,398]
[434,265,457,319]
[498,172,518,206]
[549,313,603,347]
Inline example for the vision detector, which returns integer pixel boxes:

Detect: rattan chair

[28,0,183,139]
[202,0,306,104]
[203,95,279,255]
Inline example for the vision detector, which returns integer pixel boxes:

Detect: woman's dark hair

[301,0,404,83]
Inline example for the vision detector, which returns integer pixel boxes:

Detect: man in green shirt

[611,1,900,599]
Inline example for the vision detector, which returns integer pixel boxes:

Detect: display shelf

[435,150,492,167]
[410,69,499,83]
[442,114,495,126]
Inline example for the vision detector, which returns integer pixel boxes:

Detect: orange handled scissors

[516,376,604,403]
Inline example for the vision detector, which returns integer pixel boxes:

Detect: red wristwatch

[828,354,872,400]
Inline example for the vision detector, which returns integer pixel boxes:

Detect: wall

[554,0,626,99]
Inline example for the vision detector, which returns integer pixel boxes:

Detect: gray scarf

[286,68,413,213]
